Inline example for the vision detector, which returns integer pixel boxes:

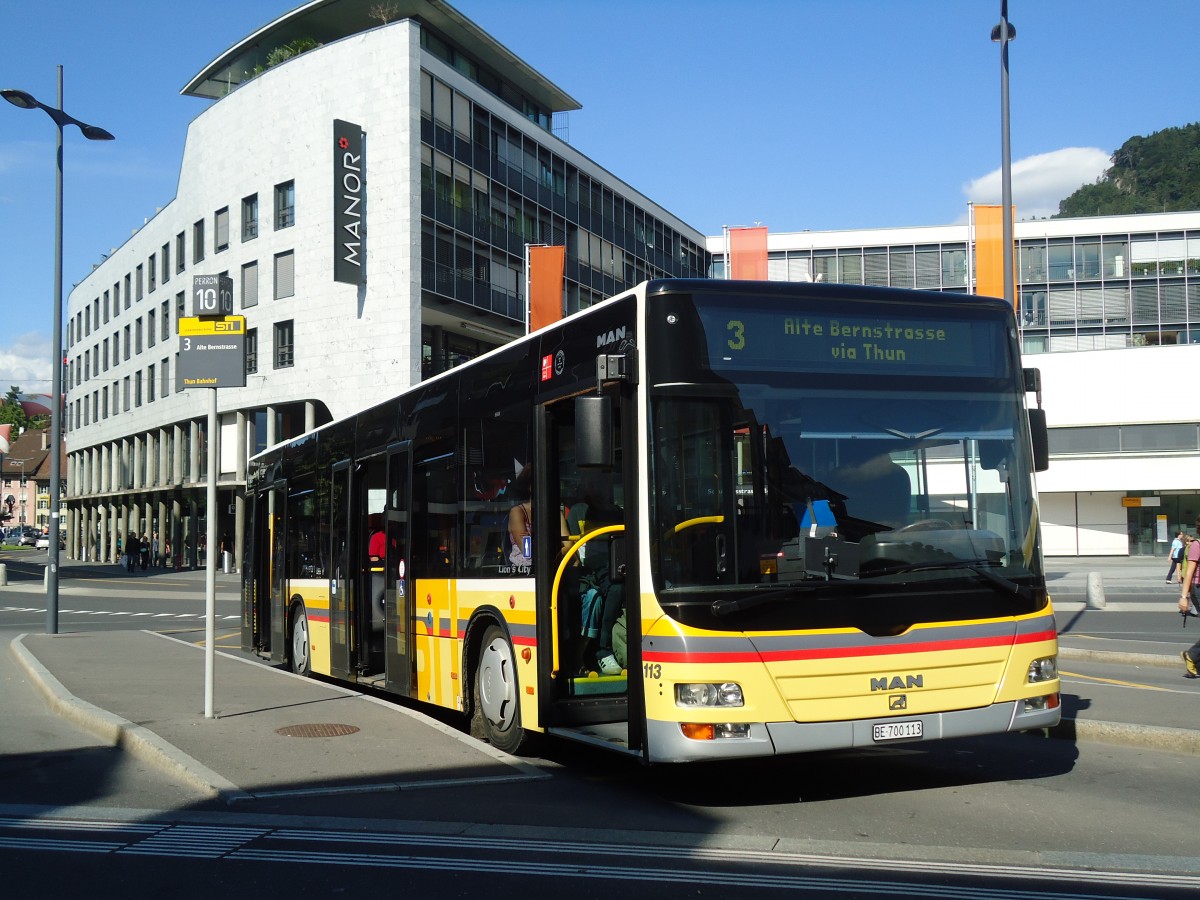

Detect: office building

[63,0,709,569]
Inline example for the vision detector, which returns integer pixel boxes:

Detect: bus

[242,279,1059,763]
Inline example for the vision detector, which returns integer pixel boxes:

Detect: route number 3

[726,319,745,351]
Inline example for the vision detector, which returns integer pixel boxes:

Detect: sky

[2,0,1197,394]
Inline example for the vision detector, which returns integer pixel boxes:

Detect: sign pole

[204,386,218,718]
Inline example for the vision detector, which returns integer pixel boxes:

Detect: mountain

[1054,122,1200,218]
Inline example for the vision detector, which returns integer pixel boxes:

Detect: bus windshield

[646,287,1045,628]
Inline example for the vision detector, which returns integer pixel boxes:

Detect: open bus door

[539,381,642,756]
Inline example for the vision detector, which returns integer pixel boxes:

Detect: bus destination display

[709,310,997,376]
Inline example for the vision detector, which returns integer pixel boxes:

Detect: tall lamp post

[3,66,114,635]
[991,1,1017,308]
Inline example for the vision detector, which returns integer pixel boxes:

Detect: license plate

[872,720,923,742]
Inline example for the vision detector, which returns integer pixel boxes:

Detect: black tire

[473,624,530,754]
[290,602,312,676]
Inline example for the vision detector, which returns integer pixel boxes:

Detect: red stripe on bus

[641,629,1056,665]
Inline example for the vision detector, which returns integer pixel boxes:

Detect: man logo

[870,674,924,692]
[889,695,908,711]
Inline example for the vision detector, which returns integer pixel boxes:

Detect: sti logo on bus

[870,674,924,692]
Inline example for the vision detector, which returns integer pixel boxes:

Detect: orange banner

[729,226,768,280]
[528,245,565,332]
[974,204,1016,303]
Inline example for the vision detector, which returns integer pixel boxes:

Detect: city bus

[241,279,1060,763]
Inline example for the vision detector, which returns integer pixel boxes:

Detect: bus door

[241,487,275,657]
[540,387,639,750]
[328,460,354,679]
[267,481,288,666]
[384,443,412,696]
[355,455,388,679]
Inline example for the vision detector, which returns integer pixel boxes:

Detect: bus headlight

[675,682,744,707]
[1027,656,1058,684]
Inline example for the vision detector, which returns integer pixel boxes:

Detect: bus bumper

[645,697,1061,763]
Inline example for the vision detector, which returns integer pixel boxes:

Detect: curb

[9,633,251,804]
[1057,646,1179,669]
[1051,717,1200,756]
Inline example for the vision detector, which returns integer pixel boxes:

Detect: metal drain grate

[275,723,361,738]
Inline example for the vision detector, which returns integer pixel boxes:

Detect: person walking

[1178,523,1200,678]
[1167,531,1185,584]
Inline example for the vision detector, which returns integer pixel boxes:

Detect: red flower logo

[338,137,349,149]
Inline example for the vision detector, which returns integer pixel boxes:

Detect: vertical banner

[973,204,1016,303]
[333,120,366,285]
[729,226,768,280]
[528,245,565,332]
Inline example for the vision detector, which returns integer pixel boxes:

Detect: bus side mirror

[576,395,613,468]
[1028,408,1049,472]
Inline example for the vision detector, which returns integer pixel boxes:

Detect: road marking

[0,606,238,621]
[1060,670,1174,692]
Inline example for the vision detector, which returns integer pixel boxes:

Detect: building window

[134,371,143,408]
[103,289,110,323]
[245,328,258,375]
[148,364,156,403]
[149,253,157,293]
[135,318,143,354]
[242,261,259,308]
[274,251,295,299]
[161,300,170,342]
[274,320,294,369]
[123,325,131,360]
[274,180,295,229]
[215,206,230,252]
[124,273,132,308]
[193,219,205,264]
[162,242,170,284]
[147,310,156,348]
[175,232,186,273]
[123,376,131,412]
[242,193,258,240]
[136,264,144,301]
[161,358,170,400]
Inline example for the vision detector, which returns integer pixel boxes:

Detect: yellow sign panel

[178,315,245,336]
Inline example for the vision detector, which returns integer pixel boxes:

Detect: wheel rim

[477,635,517,732]
[292,607,310,672]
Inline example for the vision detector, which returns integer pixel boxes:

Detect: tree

[1055,122,1200,218]
[0,386,28,430]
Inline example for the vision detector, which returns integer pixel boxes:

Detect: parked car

[14,527,40,547]
[35,532,62,550]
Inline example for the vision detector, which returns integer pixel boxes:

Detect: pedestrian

[125,533,138,574]
[1166,531,1185,584]
[1177,522,1200,678]
[139,533,150,570]
[151,532,160,568]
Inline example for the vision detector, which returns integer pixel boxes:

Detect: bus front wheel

[474,625,528,754]
[290,602,312,676]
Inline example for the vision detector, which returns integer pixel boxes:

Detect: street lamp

[991,1,1017,308]
[2,65,114,635]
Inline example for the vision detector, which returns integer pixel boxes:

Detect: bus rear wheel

[290,602,312,676]
[474,625,529,754]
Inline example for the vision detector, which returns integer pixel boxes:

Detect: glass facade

[418,70,708,348]
[718,221,1200,357]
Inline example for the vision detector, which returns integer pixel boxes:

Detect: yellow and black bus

[242,279,1059,762]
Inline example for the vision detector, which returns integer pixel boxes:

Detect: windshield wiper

[711,583,834,618]
[860,559,1035,602]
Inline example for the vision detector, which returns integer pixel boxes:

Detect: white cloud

[962,147,1112,220]
[0,332,52,392]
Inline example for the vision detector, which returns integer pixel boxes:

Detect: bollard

[0,563,6,586]
[1085,571,1106,609]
